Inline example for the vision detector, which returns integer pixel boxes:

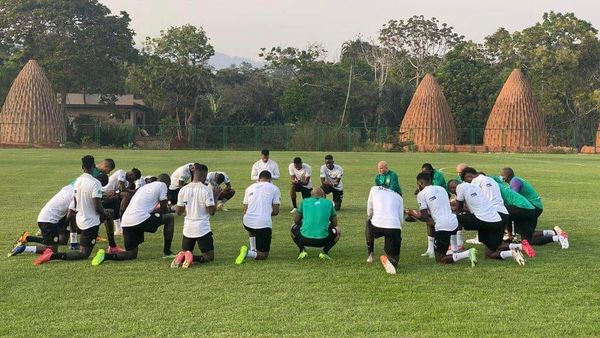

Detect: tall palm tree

[339,39,371,127]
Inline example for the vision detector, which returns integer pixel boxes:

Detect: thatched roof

[0,60,66,146]
[484,69,547,147]
[399,74,457,146]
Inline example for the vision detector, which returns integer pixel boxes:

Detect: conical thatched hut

[399,74,457,147]
[484,69,546,149]
[0,60,65,146]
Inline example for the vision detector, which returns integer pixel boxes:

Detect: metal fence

[0,122,598,152]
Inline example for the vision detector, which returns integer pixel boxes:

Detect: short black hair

[104,158,115,170]
[293,157,302,165]
[157,173,171,186]
[421,163,434,171]
[131,168,142,180]
[261,149,270,156]
[82,155,95,170]
[215,173,225,184]
[96,173,109,186]
[416,172,432,183]
[325,154,333,160]
[145,176,158,183]
[502,167,515,177]
[258,170,272,180]
[460,167,478,181]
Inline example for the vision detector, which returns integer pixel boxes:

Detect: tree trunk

[340,63,353,127]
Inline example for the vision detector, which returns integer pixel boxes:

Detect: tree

[128,25,215,140]
[379,15,464,86]
[0,0,136,107]
[340,39,371,126]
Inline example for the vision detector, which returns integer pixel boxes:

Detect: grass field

[1,149,599,337]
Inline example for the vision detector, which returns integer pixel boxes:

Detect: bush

[99,124,132,147]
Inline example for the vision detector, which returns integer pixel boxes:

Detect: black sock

[292,200,297,208]
[107,234,117,248]
[193,255,206,263]
[26,235,44,243]
[51,252,67,260]
[105,253,118,260]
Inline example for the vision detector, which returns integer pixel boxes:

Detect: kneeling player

[448,180,527,266]
[35,156,117,265]
[91,174,176,265]
[235,171,280,264]
[171,164,216,268]
[411,173,476,267]
[365,185,402,274]
[291,188,340,261]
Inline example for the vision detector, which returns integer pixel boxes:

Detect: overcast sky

[99,0,600,61]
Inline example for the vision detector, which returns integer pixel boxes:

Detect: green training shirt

[298,197,336,239]
[491,176,534,209]
[432,170,447,189]
[511,176,543,209]
[374,170,402,195]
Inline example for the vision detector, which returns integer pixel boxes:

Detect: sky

[99,0,600,62]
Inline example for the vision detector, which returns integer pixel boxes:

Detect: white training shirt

[135,178,146,190]
[122,181,168,227]
[206,171,230,188]
[73,173,103,230]
[169,163,193,190]
[243,181,281,229]
[288,163,313,189]
[320,164,344,191]
[455,182,501,222]
[251,159,280,181]
[367,186,403,229]
[103,169,127,192]
[417,185,458,232]
[177,182,215,238]
[37,185,74,224]
[471,175,509,215]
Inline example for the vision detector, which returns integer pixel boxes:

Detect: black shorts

[499,212,510,230]
[434,228,458,256]
[506,205,537,240]
[182,233,214,253]
[102,196,121,219]
[79,225,100,249]
[123,213,164,251]
[367,221,401,258]
[321,185,343,202]
[167,188,180,205]
[37,216,68,246]
[457,213,503,251]
[243,225,272,252]
[293,184,312,199]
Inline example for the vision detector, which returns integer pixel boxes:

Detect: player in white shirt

[35,156,118,265]
[320,154,344,211]
[91,173,177,265]
[460,167,510,231]
[448,180,527,265]
[365,185,403,274]
[409,173,477,267]
[102,168,142,235]
[235,170,281,264]
[167,163,196,205]
[250,148,280,181]
[206,171,235,211]
[288,157,312,213]
[171,164,216,268]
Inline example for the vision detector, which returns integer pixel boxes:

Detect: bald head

[311,187,325,198]
[456,163,467,176]
[377,161,389,175]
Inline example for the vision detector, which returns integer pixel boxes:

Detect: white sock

[500,250,513,259]
[70,232,78,244]
[427,236,434,253]
[552,235,559,242]
[114,219,122,232]
[457,231,464,246]
[543,230,556,236]
[452,250,470,262]
[509,243,521,250]
[24,246,37,253]
[450,235,458,252]
[246,249,257,259]
[249,237,256,252]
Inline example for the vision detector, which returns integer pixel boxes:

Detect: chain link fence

[0,122,598,152]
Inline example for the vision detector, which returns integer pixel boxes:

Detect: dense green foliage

[0,149,598,336]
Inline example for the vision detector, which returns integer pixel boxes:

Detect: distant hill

[208,52,263,70]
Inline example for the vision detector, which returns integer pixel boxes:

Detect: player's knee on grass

[255,251,269,260]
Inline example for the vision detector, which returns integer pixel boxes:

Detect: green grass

[0,149,599,337]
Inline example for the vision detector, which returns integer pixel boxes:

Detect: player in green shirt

[500,168,569,249]
[291,188,340,260]
[374,161,402,195]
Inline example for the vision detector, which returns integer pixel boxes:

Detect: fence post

[95,121,101,145]
[254,127,259,149]
[347,127,352,152]
[316,127,321,151]
[28,121,33,146]
[222,126,227,150]
[284,126,289,151]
